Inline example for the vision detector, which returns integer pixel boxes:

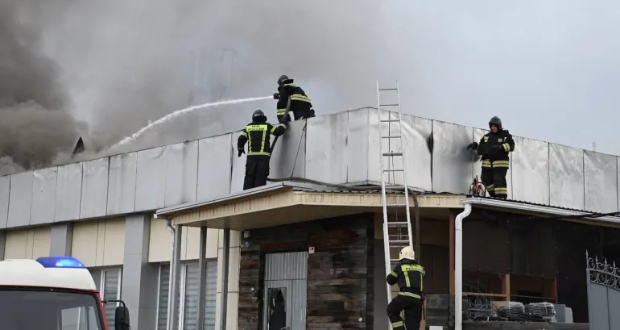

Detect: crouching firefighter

[467,116,515,199]
[273,75,315,123]
[386,246,425,330]
[237,110,286,190]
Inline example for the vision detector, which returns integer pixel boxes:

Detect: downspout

[455,203,472,330]
[166,219,179,330]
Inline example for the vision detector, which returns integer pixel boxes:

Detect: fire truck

[0,256,130,330]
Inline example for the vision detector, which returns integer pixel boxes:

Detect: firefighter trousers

[243,155,270,190]
[387,295,423,330]
[481,166,508,199]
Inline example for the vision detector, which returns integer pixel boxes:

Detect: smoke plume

[0,1,85,174]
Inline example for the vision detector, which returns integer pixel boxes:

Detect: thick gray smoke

[0,1,86,174]
[24,0,387,153]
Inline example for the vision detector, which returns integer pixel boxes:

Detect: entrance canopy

[155,182,465,230]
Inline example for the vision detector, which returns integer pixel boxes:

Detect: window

[89,268,122,330]
[156,261,217,330]
[0,288,105,330]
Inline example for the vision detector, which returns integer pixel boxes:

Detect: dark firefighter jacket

[386,259,425,300]
[477,130,515,168]
[277,81,312,118]
[237,123,286,156]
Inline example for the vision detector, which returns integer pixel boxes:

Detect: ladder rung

[387,222,408,226]
[391,259,401,263]
[390,239,410,244]
[385,204,407,207]
[382,136,401,139]
[383,152,403,157]
[380,119,400,123]
[383,169,404,172]
[379,88,397,91]
[379,103,399,107]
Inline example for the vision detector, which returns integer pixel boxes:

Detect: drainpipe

[166,219,182,330]
[454,203,472,330]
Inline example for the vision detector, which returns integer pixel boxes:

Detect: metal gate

[262,251,308,330]
[586,251,620,330]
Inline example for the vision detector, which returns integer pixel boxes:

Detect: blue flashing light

[36,256,86,269]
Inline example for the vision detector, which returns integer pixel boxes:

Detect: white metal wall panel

[265,251,308,281]
[549,144,585,209]
[472,128,513,199]
[306,113,348,184]
[80,158,109,219]
[0,176,9,228]
[165,141,198,207]
[431,121,474,194]
[511,137,550,204]
[346,108,370,183]
[197,135,232,202]
[55,163,82,222]
[7,171,33,228]
[229,132,245,194]
[270,120,306,181]
[31,167,58,225]
[107,152,137,215]
[290,279,307,329]
[401,114,433,191]
[135,147,166,211]
[584,151,619,213]
[618,157,620,213]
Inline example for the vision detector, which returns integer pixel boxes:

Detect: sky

[1,0,619,172]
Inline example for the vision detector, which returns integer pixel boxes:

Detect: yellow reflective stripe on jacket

[260,128,267,152]
[392,321,404,328]
[277,108,288,115]
[482,160,492,168]
[493,160,510,168]
[503,143,511,152]
[389,271,398,278]
[247,151,271,156]
[398,292,422,299]
[240,131,248,138]
[290,94,311,103]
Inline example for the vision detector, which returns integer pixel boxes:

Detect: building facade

[1,108,620,329]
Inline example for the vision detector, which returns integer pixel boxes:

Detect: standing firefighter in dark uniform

[237,109,286,190]
[386,246,425,330]
[273,75,315,123]
[467,116,515,199]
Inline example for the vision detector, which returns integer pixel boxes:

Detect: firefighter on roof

[273,75,315,123]
[386,246,425,330]
[237,109,287,190]
[467,116,515,199]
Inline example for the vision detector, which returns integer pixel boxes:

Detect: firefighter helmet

[489,116,502,130]
[277,75,290,86]
[252,109,266,122]
[399,246,415,260]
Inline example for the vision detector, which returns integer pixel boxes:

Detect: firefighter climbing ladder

[376,80,414,318]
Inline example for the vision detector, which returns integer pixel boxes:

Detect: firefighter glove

[238,149,245,157]
[467,142,478,150]
[273,93,280,100]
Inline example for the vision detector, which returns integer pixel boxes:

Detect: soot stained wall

[237,213,375,330]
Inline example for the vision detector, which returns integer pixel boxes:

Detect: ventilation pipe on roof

[455,203,472,330]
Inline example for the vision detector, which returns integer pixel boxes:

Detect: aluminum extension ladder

[376,80,414,329]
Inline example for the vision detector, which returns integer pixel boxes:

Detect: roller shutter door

[203,261,217,330]
[89,268,122,330]
[157,261,216,330]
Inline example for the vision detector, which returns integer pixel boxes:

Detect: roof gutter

[454,197,620,330]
